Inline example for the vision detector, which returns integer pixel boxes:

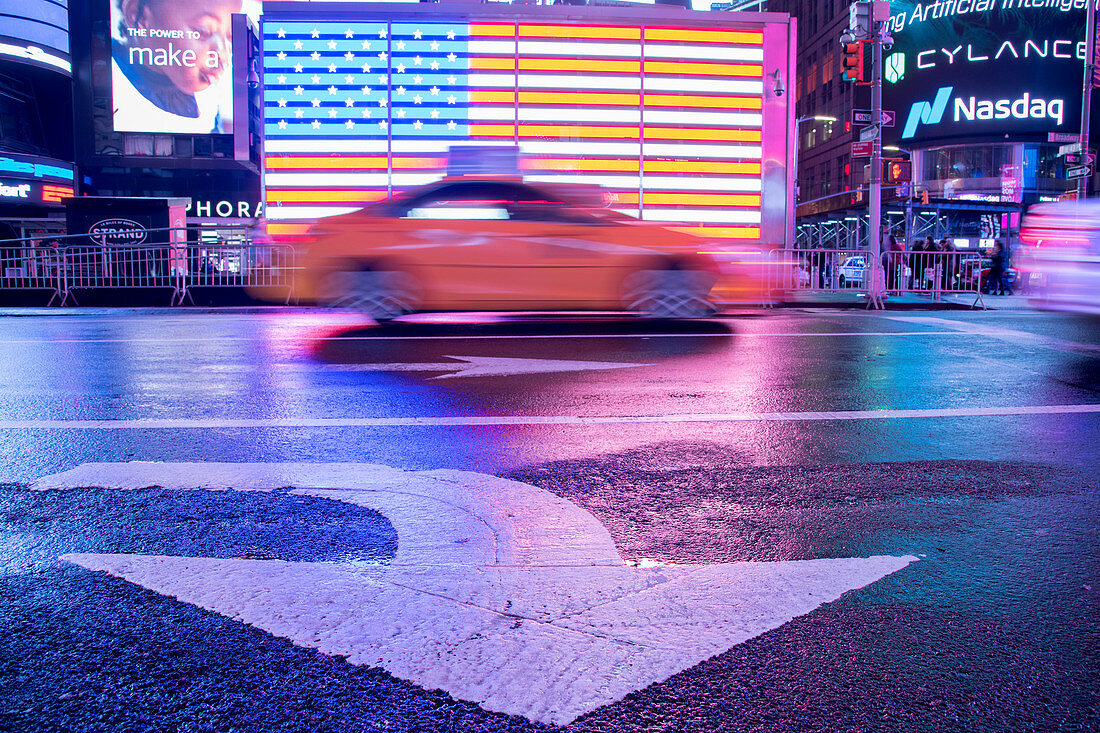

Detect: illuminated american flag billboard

[261,6,791,242]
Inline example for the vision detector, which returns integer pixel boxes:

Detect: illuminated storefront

[0,2,77,238]
[260,2,795,246]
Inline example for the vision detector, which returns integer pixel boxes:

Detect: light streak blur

[1019,200,1100,315]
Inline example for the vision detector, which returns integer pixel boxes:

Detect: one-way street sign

[852,109,895,127]
[1066,164,1093,180]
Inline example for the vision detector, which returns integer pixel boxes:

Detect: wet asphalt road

[1,307,1098,732]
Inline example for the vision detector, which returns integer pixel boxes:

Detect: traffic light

[841,40,873,84]
[884,159,912,184]
[842,41,865,82]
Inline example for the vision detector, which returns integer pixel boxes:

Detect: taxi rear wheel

[622,267,715,319]
[323,268,418,321]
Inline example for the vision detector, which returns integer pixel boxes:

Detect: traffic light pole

[866,18,886,309]
[1078,0,1095,200]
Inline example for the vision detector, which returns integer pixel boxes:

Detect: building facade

[0,1,77,242]
[67,0,264,232]
[762,0,1095,252]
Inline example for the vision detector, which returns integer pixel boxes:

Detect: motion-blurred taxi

[1019,199,1100,314]
[265,177,725,320]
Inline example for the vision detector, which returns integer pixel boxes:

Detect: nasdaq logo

[901,86,953,139]
[954,92,1064,126]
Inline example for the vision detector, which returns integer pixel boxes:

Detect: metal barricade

[767,249,869,294]
[184,242,296,303]
[888,250,984,306]
[0,244,64,304]
[61,244,188,305]
[767,248,985,307]
[0,222,299,306]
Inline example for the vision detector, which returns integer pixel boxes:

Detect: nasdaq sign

[902,87,1068,139]
[884,1,1088,144]
[902,86,952,139]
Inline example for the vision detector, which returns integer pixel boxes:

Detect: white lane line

[0,331,975,344]
[887,316,1100,356]
[3,403,1099,429]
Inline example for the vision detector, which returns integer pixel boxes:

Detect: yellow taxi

[266,176,725,320]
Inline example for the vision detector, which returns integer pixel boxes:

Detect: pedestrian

[882,233,904,290]
[917,236,939,290]
[938,238,955,290]
[989,240,1007,295]
[909,238,924,289]
[881,234,893,289]
[1000,242,1014,296]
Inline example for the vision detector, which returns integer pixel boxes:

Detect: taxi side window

[395,182,599,223]
[505,200,600,224]
[399,182,530,221]
[405,200,510,220]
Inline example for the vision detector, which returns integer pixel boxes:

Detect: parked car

[255,177,725,320]
[837,256,866,288]
[834,254,913,290]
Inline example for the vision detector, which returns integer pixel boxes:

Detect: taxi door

[504,201,641,308]
[384,183,540,308]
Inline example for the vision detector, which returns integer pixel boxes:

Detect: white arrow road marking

[323,355,650,379]
[36,462,916,726]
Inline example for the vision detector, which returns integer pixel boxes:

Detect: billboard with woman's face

[110,0,242,134]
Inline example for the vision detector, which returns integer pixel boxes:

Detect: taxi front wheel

[622,268,716,319]
[322,268,419,321]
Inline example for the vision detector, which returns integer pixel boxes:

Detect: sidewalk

[942,292,1034,310]
[771,291,1034,311]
